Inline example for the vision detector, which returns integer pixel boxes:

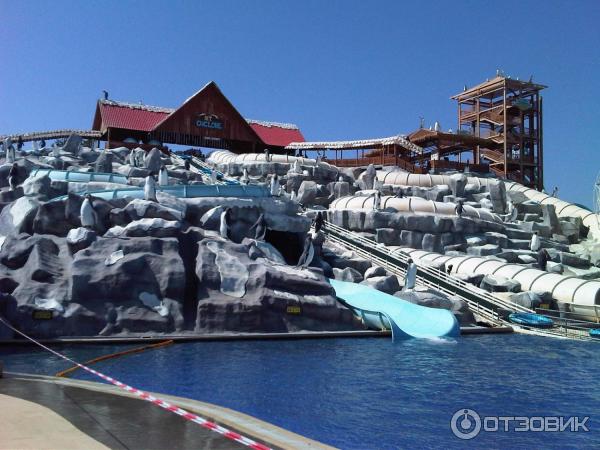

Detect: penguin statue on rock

[80,193,96,229]
[241,167,250,185]
[313,211,324,233]
[144,174,157,202]
[8,163,18,191]
[135,149,145,168]
[210,169,218,185]
[292,159,302,174]
[5,141,15,164]
[372,190,381,211]
[129,149,137,167]
[220,207,231,239]
[403,258,417,290]
[270,174,280,196]
[158,165,169,186]
[296,234,314,268]
[249,213,267,241]
[52,144,60,158]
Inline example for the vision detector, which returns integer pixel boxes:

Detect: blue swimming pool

[1,335,598,449]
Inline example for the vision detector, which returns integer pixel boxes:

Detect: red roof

[94,98,305,147]
[95,101,172,132]
[248,120,305,147]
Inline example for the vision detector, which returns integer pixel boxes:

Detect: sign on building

[195,113,223,130]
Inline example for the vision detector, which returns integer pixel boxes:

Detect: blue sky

[1,0,599,206]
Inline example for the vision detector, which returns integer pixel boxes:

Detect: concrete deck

[0,373,333,450]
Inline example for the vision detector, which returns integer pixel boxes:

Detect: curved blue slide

[29,168,129,185]
[330,279,460,340]
[50,184,271,202]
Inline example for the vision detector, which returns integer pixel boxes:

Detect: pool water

[1,335,598,449]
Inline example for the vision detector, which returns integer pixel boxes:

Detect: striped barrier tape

[0,317,271,450]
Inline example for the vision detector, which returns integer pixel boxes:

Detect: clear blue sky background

[1,0,598,207]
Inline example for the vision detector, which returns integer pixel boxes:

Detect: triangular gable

[152,81,263,144]
[92,101,103,131]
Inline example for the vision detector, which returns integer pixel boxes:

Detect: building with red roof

[92,81,304,153]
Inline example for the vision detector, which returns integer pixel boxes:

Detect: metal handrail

[320,220,600,341]
[321,222,505,325]
[323,221,531,312]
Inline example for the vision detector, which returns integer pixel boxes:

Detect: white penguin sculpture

[158,166,169,186]
[6,143,15,164]
[530,231,541,252]
[241,168,250,185]
[210,169,218,185]
[80,194,96,229]
[297,235,315,268]
[373,190,381,210]
[404,258,417,290]
[220,208,230,239]
[8,163,18,191]
[52,145,60,158]
[135,149,145,168]
[129,150,137,167]
[144,175,157,202]
[292,159,302,174]
[270,174,280,196]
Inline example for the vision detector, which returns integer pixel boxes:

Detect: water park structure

[1,70,600,450]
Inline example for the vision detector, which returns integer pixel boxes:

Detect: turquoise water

[1,335,598,448]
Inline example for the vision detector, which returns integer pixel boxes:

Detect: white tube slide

[375,170,599,239]
[390,247,600,307]
[330,195,502,223]
[208,150,336,170]
[505,182,600,240]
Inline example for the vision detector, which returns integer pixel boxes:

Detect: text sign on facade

[32,310,53,320]
[195,113,223,130]
[286,306,302,315]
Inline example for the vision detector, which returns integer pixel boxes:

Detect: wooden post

[503,83,508,179]
[475,98,480,164]
[538,95,544,191]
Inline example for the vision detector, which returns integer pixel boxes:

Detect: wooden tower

[452,75,546,190]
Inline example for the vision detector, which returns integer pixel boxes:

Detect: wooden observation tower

[452,75,546,190]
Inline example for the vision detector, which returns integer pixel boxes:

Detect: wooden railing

[332,155,421,172]
[429,159,489,173]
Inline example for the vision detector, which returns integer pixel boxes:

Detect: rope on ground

[0,317,271,450]
[55,340,174,378]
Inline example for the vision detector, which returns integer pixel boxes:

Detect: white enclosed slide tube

[376,170,600,239]
[391,247,600,309]
[208,149,336,169]
[376,171,499,189]
[330,195,502,223]
[506,182,600,240]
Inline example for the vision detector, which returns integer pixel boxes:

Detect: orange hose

[55,340,174,378]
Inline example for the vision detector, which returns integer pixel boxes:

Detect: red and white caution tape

[0,317,271,450]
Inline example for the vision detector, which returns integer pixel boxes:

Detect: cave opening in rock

[265,230,304,265]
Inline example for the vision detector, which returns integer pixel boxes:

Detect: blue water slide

[329,279,460,340]
[190,157,239,185]
[29,168,129,185]
[50,184,271,202]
